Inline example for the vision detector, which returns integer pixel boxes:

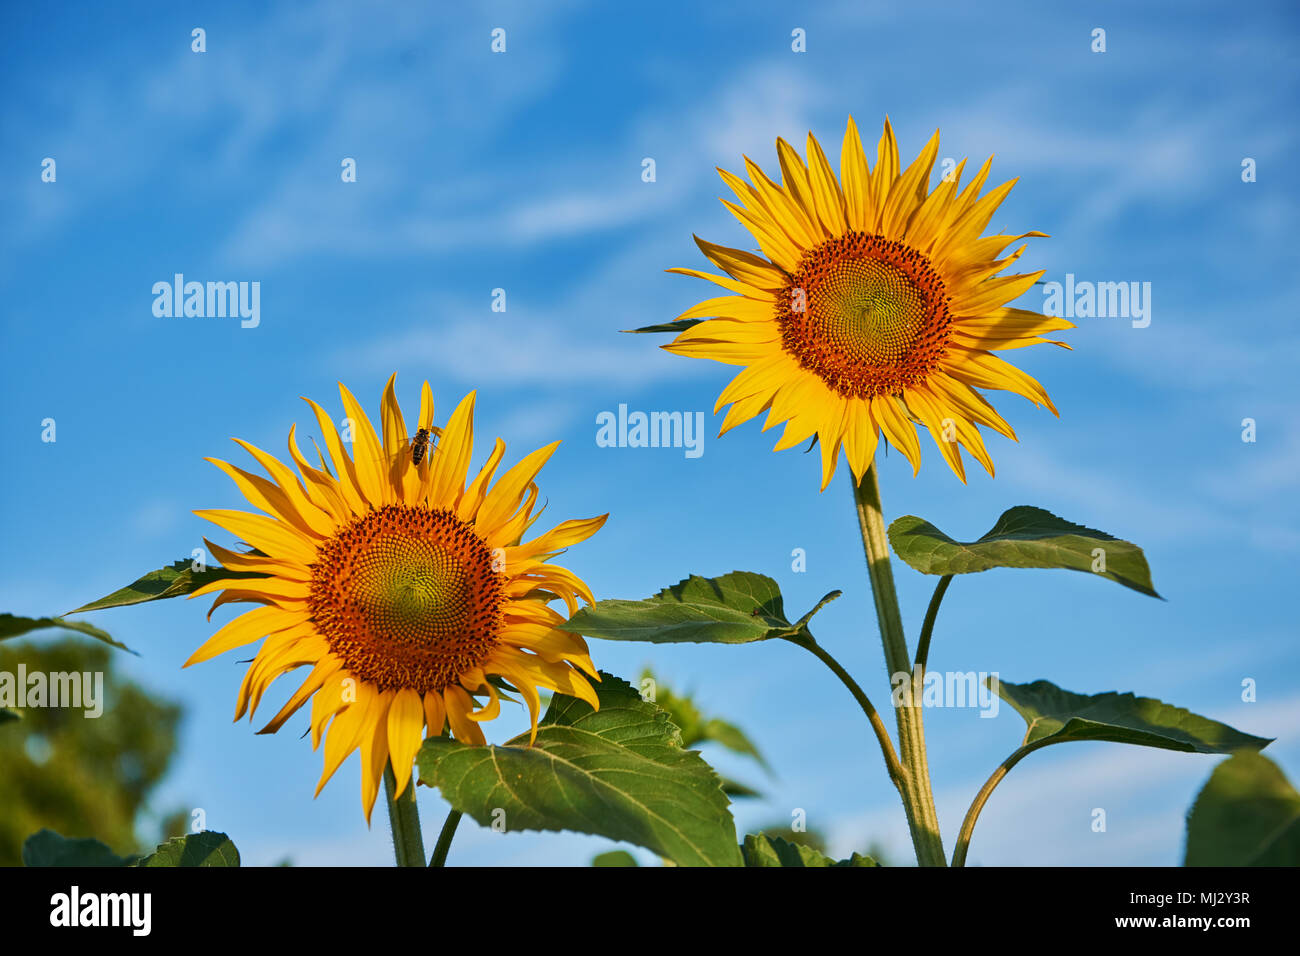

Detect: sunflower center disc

[308,504,504,694]
[819,258,927,366]
[777,231,953,399]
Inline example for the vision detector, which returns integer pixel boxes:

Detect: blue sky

[2,0,1297,866]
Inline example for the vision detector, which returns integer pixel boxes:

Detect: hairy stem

[852,463,946,867]
[429,809,463,867]
[951,739,1052,866]
[790,635,904,789]
[914,574,953,675]
[383,762,425,867]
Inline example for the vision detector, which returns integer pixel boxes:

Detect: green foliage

[888,506,1160,597]
[752,823,892,865]
[22,829,137,866]
[560,571,839,645]
[137,831,240,867]
[623,318,704,334]
[637,668,771,801]
[994,678,1272,754]
[755,823,829,855]
[0,613,134,654]
[642,668,770,774]
[592,850,639,867]
[0,638,184,865]
[23,829,240,867]
[741,833,878,867]
[67,559,266,614]
[418,674,742,866]
[1185,753,1300,866]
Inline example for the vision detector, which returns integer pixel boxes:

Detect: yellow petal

[286,425,352,522]
[871,394,922,475]
[840,115,873,231]
[311,670,354,748]
[670,295,776,325]
[231,438,338,537]
[385,687,425,798]
[693,236,787,289]
[423,690,447,738]
[869,118,900,231]
[184,605,312,667]
[302,396,367,515]
[338,381,389,507]
[195,509,318,566]
[517,514,608,558]
[203,538,308,580]
[738,157,819,248]
[475,441,560,538]
[457,436,506,523]
[666,267,775,300]
[719,199,802,273]
[805,131,848,236]
[259,654,344,735]
[775,137,820,238]
[316,681,376,796]
[444,685,486,745]
[427,391,476,507]
[883,128,940,239]
[947,351,1058,414]
[361,690,394,824]
[205,457,329,541]
[498,622,597,677]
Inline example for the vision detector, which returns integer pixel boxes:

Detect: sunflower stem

[788,634,905,790]
[852,462,946,867]
[914,574,953,675]
[952,739,1051,866]
[429,809,463,867]
[382,762,426,867]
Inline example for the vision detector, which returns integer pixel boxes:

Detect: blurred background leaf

[1184,752,1300,866]
[639,667,771,788]
[0,636,188,865]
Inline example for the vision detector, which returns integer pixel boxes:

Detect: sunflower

[662,117,1072,488]
[185,376,606,821]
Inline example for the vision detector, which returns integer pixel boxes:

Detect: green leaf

[741,833,879,867]
[559,571,840,645]
[136,831,240,867]
[995,678,1272,754]
[638,668,771,775]
[1185,753,1300,866]
[719,776,763,799]
[22,829,134,867]
[0,613,135,654]
[701,718,771,773]
[888,506,1160,598]
[592,850,639,867]
[67,559,268,615]
[417,673,743,866]
[1,707,20,725]
[622,318,704,334]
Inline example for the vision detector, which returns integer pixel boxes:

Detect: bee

[408,426,433,466]
[368,426,441,472]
